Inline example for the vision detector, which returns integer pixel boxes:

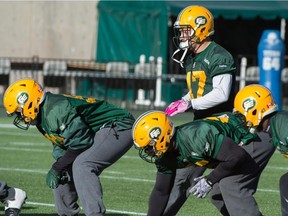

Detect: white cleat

[4,188,27,216]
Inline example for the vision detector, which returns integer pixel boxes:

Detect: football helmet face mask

[234,84,278,128]
[3,79,45,130]
[132,110,175,163]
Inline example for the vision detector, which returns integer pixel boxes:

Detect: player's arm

[182,74,232,110]
[52,115,94,172]
[206,136,258,184]
[148,172,175,216]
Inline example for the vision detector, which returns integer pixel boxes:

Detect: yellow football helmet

[173,5,214,48]
[132,110,175,163]
[234,84,278,128]
[3,78,45,130]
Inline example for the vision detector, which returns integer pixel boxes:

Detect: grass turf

[0,112,285,216]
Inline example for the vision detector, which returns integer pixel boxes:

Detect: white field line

[0,124,39,129]
[0,145,286,168]
[0,126,284,194]
[8,141,48,146]
[0,131,40,137]
[0,124,19,128]
[0,146,51,153]
[0,144,140,159]
[0,166,279,193]
[0,167,124,175]
[26,201,146,215]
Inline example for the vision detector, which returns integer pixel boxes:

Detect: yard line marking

[0,167,124,175]
[0,167,47,174]
[26,201,54,207]
[106,209,146,215]
[266,165,288,170]
[257,188,279,193]
[0,124,38,129]
[0,146,140,159]
[0,167,154,182]
[0,146,51,153]
[0,124,19,128]
[102,175,154,183]
[1,146,288,170]
[26,201,146,215]
[8,141,47,146]
[0,167,280,193]
[0,131,40,137]
[122,155,140,159]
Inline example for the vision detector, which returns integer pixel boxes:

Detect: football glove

[46,168,61,189]
[189,176,212,198]
[164,99,189,116]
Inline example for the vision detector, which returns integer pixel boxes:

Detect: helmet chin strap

[171,37,203,68]
[171,48,188,68]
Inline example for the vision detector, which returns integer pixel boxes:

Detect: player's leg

[53,179,80,216]
[163,166,206,216]
[210,132,275,216]
[280,172,288,216]
[72,126,133,216]
[209,182,230,216]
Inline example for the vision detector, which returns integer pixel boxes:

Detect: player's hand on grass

[46,168,61,189]
[189,176,212,198]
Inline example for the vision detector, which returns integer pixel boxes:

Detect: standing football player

[164,5,236,215]
[132,110,259,215]
[3,78,135,216]
[0,181,26,216]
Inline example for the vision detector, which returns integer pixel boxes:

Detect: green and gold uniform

[37,92,134,159]
[185,41,236,119]
[269,111,288,155]
[156,112,254,175]
[265,111,288,215]
[165,42,237,216]
[149,112,259,216]
[37,92,135,216]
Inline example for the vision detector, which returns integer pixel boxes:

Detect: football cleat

[4,188,27,216]
[5,208,20,216]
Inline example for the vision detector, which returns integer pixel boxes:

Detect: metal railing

[1,55,288,109]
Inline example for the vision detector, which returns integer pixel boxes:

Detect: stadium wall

[0,1,99,59]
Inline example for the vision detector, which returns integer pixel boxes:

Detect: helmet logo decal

[149,127,161,139]
[243,98,256,111]
[17,92,29,105]
[195,16,207,26]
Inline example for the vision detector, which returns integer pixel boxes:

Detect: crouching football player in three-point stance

[232,84,288,216]
[3,78,135,216]
[132,110,260,215]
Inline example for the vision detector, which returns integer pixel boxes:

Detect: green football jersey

[185,41,236,99]
[269,111,288,155]
[156,112,255,174]
[37,92,135,158]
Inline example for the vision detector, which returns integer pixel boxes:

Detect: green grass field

[0,111,286,216]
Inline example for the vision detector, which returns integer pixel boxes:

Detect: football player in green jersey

[232,84,288,216]
[165,5,236,119]
[3,78,135,216]
[0,181,26,216]
[164,5,236,215]
[132,110,259,215]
